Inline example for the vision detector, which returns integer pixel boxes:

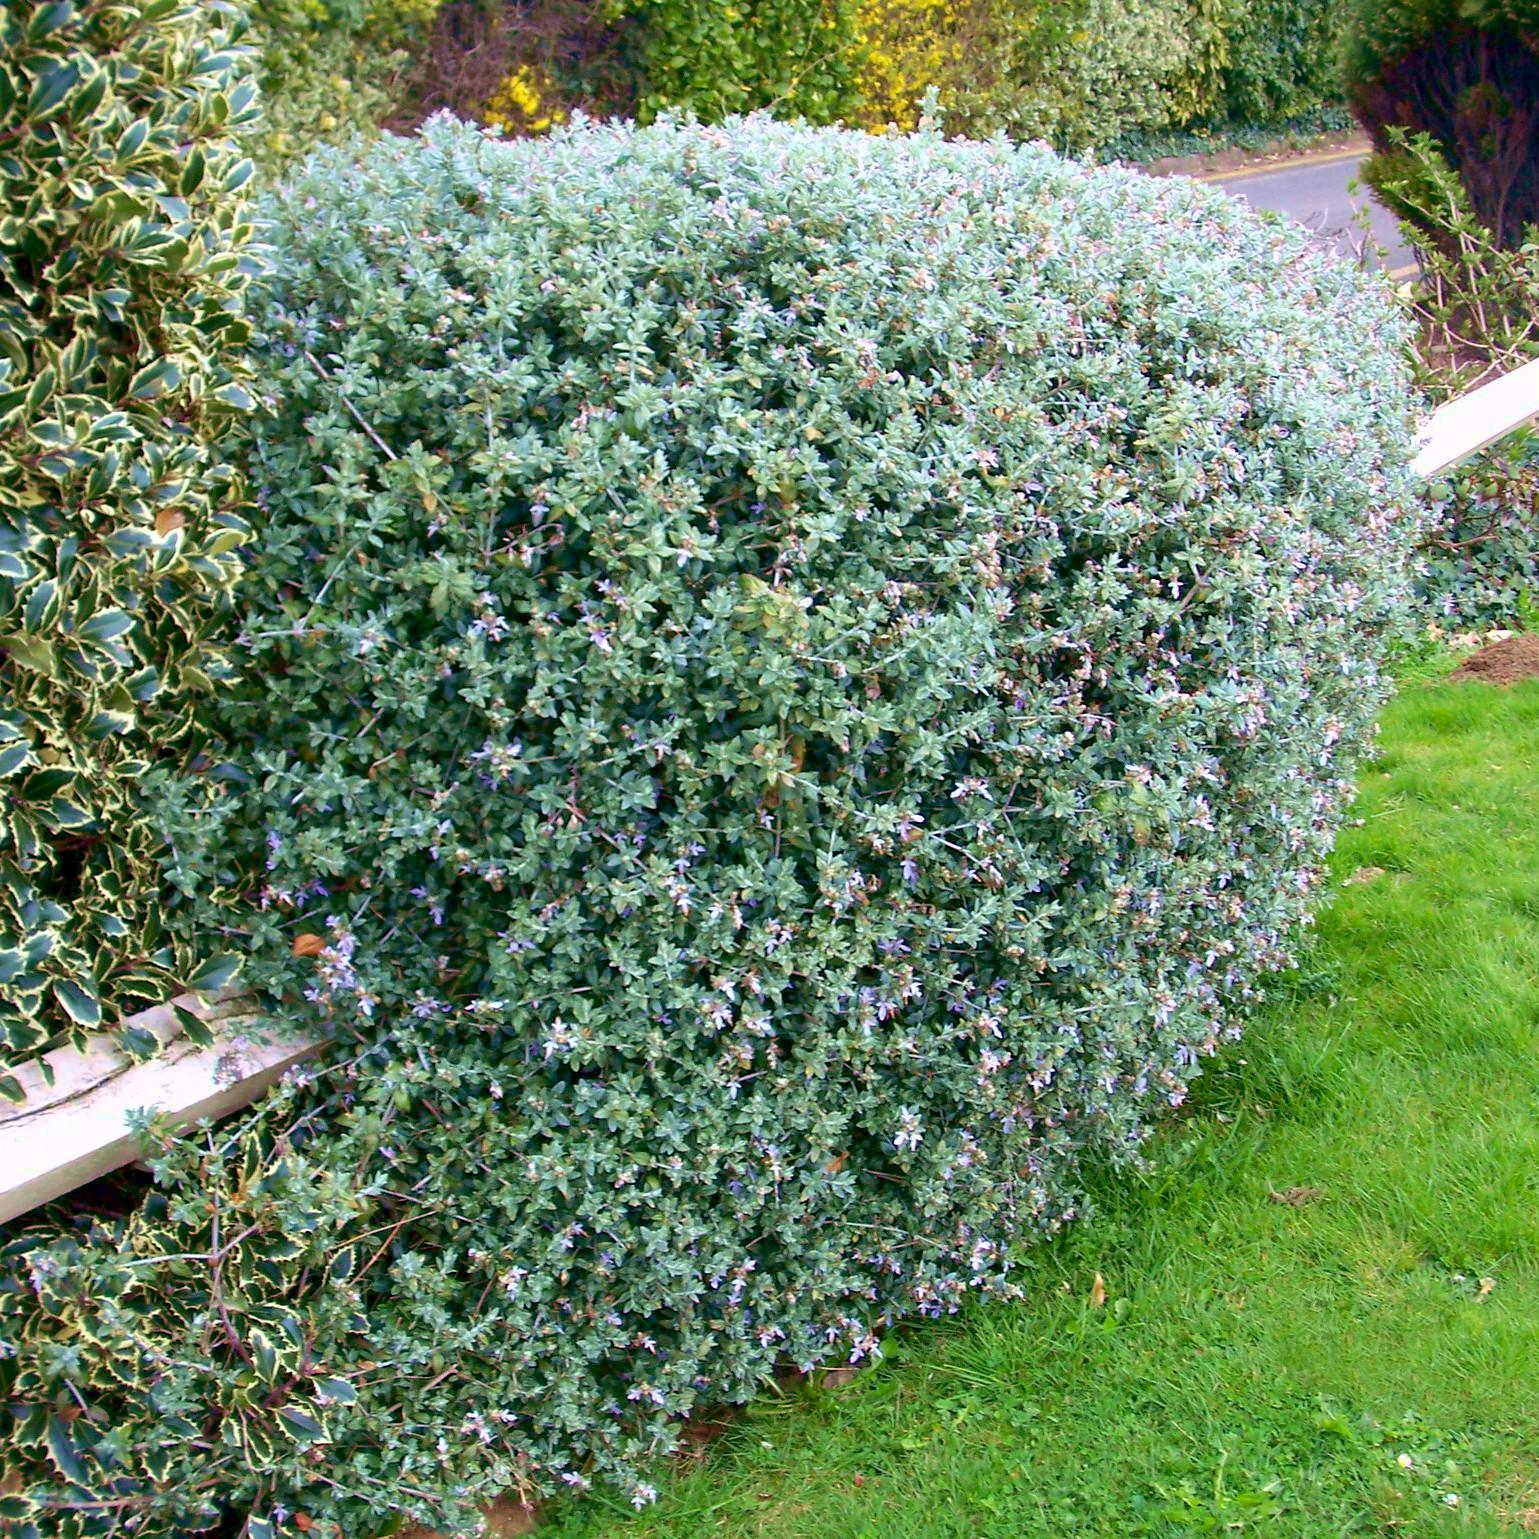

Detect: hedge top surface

[14,113,1420,1536]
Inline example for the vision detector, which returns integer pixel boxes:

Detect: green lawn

[548,675,1539,1539]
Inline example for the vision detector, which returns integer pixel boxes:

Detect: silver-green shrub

[0,0,258,1085]
[3,115,1420,1536]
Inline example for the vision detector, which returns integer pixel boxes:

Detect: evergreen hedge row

[415,0,1349,156]
[4,112,1420,1537]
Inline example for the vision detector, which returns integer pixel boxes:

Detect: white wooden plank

[0,996,320,1225]
[1412,356,1539,478]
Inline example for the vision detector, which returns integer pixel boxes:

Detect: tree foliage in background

[439,0,1348,155]
[1017,0,1346,151]
[848,0,1076,135]
[1338,4,1539,636]
[843,0,1217,149]
[246,0,445,163]
[618,0,863,124]
[1344,0,1539,251]
[1218,0,1344,126]
[3,112,1419,1538]
[0,0,259,1085]
[1025,0,1227,148]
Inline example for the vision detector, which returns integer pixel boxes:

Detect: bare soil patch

[1452,633,1539,684]
[404,1499,541,1538]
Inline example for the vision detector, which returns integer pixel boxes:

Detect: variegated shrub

[0,0,259,1087]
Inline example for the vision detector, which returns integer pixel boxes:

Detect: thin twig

[303,350,398,461]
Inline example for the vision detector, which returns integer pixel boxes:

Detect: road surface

[1206,148,1415,276]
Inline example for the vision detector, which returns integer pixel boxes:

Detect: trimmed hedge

[4,114,1419,1537]
[1218,0,1345,126]
[621,0,863,124]
[849,0,1076,135]
[1033,0,1344,151]
[0,0,259,1084]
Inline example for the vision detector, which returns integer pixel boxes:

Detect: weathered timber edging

[0,996,319,1226]
[1413,357,1539,478]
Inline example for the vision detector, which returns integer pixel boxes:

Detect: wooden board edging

[1412,356,1539,478]
[0,996,320,1226]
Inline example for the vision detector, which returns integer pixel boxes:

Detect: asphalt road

[1207,148,1416,275]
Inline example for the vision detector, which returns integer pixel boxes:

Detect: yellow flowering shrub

[853,0,967,131]
[849,0,1077,136]
[485,64,567,134]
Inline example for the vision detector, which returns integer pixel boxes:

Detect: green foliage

[848,0,1080,137]
[1368,130,1539,394]
[1052,0,1345,148]
[1216,0,1345,126]
[951,0,1188,149]
[443,0,1344,153]
[1105,107,1356,167]
[1343,0,1539,250]
[0,0,259,1083]
[614,0,862,124]
[245,0,443,165]
[540,681,1539,1539]
[1356,131,1539,630]
[5,114,1419,1534]
[0,1114,374,1539]
[1166,0,1231,126]
[1341,0,1539,92]
[980,0,1232,151]
[1418,436,1539,628]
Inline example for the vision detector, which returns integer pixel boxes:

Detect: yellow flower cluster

[485,64,566,135]
[852,0,968,131]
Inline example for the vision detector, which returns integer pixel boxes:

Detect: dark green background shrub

[3,114,1422,1537]
[1418,438,1539,627]
[1218,0,1344,126]
[0,0,259,1082]
[1344,0,1539,250]
[998,0,1226,149]
[246,0,443,164]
